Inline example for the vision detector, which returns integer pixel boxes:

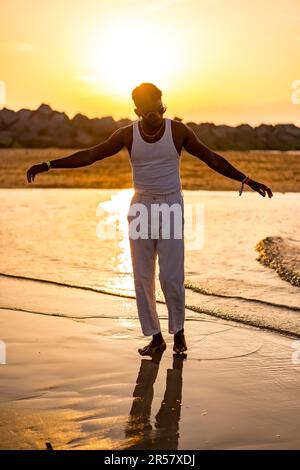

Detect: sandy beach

[1,148,300,192]
[1,275,300,450]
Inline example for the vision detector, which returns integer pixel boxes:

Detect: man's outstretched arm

[182,124,273,198]
[26,127,125,183]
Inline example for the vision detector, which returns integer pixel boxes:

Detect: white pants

[127,190,185,336]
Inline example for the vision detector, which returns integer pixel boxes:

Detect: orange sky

[1,0,300,125]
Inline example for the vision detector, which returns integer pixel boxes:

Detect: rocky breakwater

[0,104,300,150]
[0,104,131,149]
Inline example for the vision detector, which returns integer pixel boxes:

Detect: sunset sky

[1,0,299,125]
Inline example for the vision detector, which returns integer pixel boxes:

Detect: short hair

[131,83,162,109]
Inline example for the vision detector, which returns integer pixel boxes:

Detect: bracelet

[44,160,51,171]
[239,175,251,196]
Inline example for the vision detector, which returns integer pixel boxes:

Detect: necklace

[140,119,165,139]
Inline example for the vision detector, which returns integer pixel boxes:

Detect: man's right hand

[27,163,48,183]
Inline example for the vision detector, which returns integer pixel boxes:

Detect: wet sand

[0,276,300,450]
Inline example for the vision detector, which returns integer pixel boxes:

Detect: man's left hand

[248,179,273,198]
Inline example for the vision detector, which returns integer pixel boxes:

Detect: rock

[35,103,53,118]
[16,131,38,147]
[235,124,256,150]
[17,132,55,148]
[186,122,217,148]
[17,108,33,122]
[283,124,300,138]
[0,131,14,147]
[27,113,50,134]
[186,121,199,132]
[54,132,75,148]
[272,124,300,150]
[74,129,95,147]
[0,108,18,129]
[211,125,236,150]
[89,116,116,136]
[8,120,31,137]
[50,110,69,127]
[72,113,91,132]
[255,124,274,149]
[28,109,72,145]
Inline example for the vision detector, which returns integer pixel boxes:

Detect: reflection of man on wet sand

[125,351,185,450]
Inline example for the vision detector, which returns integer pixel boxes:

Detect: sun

[85,18,181,97]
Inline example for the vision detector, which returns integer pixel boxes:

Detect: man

[27,82,273,357]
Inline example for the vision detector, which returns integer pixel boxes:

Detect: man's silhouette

[27,82,273,356]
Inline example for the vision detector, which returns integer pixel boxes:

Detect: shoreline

[1,271,300,339]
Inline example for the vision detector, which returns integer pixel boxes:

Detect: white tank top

[129,118,182,195]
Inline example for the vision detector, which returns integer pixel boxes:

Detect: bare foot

[138,338,167,356]
[173,329,187,355]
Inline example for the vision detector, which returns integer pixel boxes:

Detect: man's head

[132,82,166,126]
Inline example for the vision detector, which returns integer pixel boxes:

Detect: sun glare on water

[85,18,182,96]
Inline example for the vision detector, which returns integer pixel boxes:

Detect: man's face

[135,99,166,127]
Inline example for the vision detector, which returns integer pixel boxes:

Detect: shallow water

[0,188,299,335]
